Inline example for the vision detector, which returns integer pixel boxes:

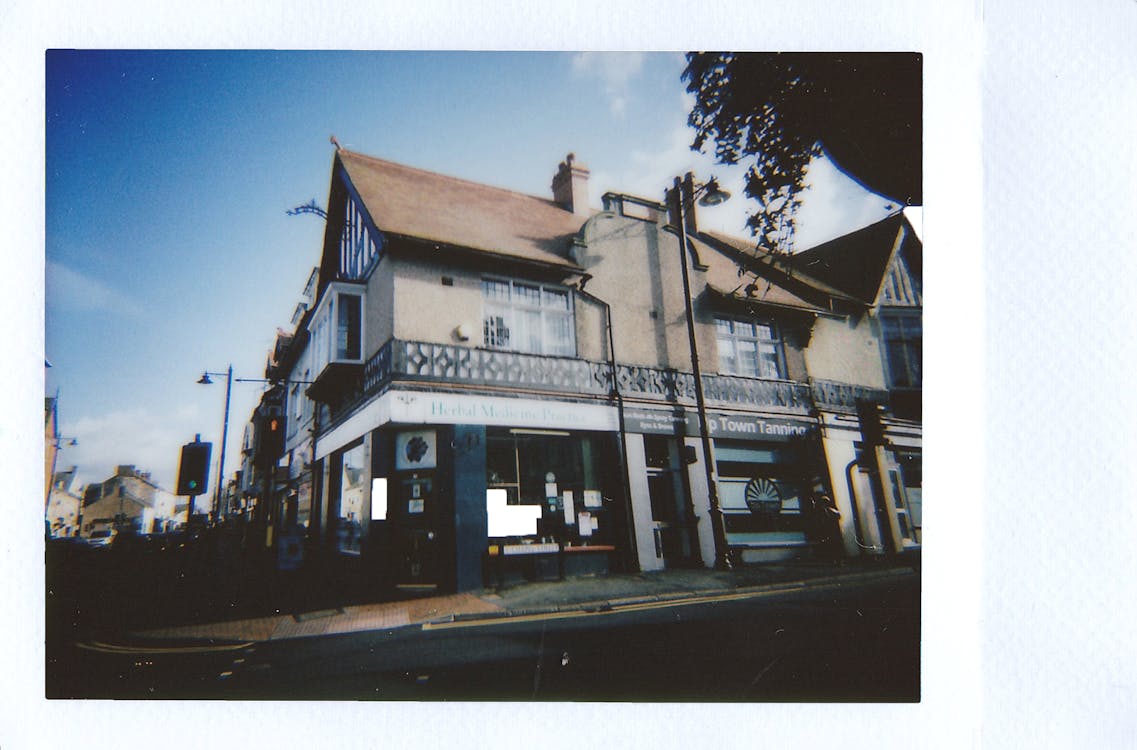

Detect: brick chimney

[551,153,590,216]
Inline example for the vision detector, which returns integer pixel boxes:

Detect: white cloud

[45,260,144,318]
[590,93,898,252]
[63,403,205,491]
[588,95,754,237]
[571,52,646,117]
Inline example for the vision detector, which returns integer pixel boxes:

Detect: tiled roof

[337,150,585,271]
[697,230,858,306]
[787,213,918,304]
[694,235,828,313]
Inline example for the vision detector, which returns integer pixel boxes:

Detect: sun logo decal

[405,436,429,463]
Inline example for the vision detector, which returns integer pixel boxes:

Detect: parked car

[86,529,117,548]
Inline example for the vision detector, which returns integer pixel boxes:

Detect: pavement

[130,557,920,646]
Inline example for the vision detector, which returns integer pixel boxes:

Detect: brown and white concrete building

[261,147,921,593]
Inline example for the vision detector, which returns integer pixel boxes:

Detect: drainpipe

[575,277,639,572]
[844,458,872,555]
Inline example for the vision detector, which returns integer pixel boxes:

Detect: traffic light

[856,399,886,448]
[260,413,284,459]
[176,440,212,496]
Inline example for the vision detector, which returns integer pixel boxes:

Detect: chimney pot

[552,153,590,216]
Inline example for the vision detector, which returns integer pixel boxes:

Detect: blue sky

[45,50,896,492]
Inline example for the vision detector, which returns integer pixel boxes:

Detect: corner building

[289,151,631,593]
[282,148,921,594]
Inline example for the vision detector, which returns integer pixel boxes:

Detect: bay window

[307,281,365,379]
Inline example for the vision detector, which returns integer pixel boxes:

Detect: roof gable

[789,213,921,305]
[698,230,859,311]
[696,236,828,314]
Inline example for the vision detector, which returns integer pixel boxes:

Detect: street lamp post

[198,365,232,524]
[668,173,733,570]
[197,372,314,526]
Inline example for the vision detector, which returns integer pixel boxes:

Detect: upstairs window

[308,282,365,375]
[482,278,576,357]
[880,311,922,389]
[715,317,785,379]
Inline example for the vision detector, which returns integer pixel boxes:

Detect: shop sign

[390,390,619,432]
[625,406,814,441]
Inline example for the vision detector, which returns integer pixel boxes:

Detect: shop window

[880,310,922,389]
[482,278,576,357]
[485,430,607,545]
[715,317,785,379]
[337,441,367,555]
[715,439,811,547]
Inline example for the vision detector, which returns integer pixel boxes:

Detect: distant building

[46,466,82,538]
[80,465,181,536]
[44,397,59,509]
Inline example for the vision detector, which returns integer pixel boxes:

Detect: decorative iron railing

[809,378,890,412]
[328,339,890,424]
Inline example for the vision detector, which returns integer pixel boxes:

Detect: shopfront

[315,390,627,593]
[624,406,829,567]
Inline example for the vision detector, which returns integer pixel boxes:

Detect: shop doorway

[644,436,700,569]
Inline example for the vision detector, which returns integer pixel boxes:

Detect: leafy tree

[684,52,921,252]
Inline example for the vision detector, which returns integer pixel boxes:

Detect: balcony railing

[314,339,900,429]
[365,339,612,398]
[809,378,891,413]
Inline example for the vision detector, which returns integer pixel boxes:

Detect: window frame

[307,281,366,375]
[714,315,787,380]
[481,277,577,358]
[878,308,922,390]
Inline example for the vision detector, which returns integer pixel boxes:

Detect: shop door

[395,473,443,587]
[645,437,699,568]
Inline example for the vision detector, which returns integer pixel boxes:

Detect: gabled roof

[787,212,921,305]
[337,150,585,271]
[695,235,828,314]
[697,230,862,310]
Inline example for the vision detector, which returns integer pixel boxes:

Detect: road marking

[76,640,254,655]
[421,582,844,631]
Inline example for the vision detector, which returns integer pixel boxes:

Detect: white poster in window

[396,430,437,470]
[545,482,558,500]
[563,490,575,525]
[578,511,593,537]
[583,490,602,508]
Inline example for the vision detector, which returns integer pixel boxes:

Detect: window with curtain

[482,278,576,357]
[715,317,785,379]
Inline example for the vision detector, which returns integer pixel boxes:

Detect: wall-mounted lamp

[454,323,473,342]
